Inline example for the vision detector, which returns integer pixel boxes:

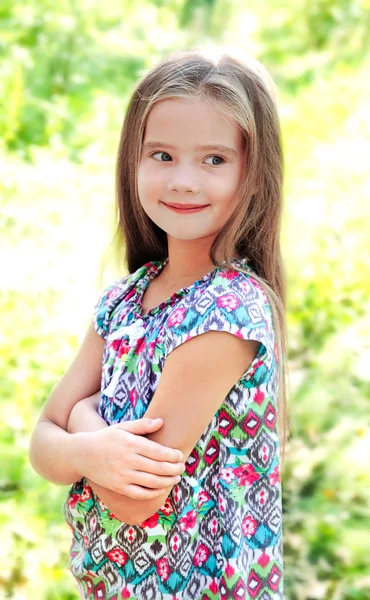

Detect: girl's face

[137,96,246,244]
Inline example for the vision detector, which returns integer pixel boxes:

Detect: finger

[112,421,183,462]
[114,418,163,434]
[135,455,186,477]
[124,484,167,501]
[131,471,182,489]
[135,438,183,463]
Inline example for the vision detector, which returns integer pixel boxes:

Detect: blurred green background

[1,1,370,598]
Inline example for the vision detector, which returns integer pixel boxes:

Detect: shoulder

[164,264,276,366]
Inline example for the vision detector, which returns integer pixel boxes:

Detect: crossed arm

[67,330,260,525]
[29,321,260,526]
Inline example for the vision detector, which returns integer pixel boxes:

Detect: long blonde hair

[114,47,289,462]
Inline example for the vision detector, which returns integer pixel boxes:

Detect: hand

[74,417,186,500]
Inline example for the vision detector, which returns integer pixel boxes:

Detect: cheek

[138,166,162,202]
[210,178,240,207]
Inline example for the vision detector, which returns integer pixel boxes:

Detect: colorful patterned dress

[63,257,284,599]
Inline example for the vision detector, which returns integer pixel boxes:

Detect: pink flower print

[225,563,235,578]
[241,514,258,538]
[129,389,138,407]
[136,337,146,355]
[68,493,79,509]
[118,340,130,358]
[193,543,210,567]
[209,580,218,594]
[107,547,128,567]
[138,513,159,528]
[198,490,211,507]
[80,484,92,502]
[219,270,239,280]
[148,341,156,358]
[156,557,170,581]
[217,293,240,311]
[168,307,187,327]
[179,510,197,531]
[220,467,235,484]
[269,465,280,486]
[121,589,131,599]
[160,498,174,515]
[110,339,121,352]
[234,463,260,486]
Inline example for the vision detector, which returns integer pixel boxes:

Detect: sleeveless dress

[63,257,284,600]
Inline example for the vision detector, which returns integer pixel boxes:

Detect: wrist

[66,431,94,480]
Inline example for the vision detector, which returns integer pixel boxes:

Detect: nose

[167,165,200,195]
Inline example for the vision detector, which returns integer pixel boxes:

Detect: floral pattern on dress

[63,258,283,599]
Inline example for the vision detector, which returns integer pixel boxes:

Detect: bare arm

[86,332,261,525]
[29,323,184,501]
[29,322,104,484]
[67,391,107,434]
[66,392,186,509]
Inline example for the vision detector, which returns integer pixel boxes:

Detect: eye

[204,155,225,166]
[151,151,172,162]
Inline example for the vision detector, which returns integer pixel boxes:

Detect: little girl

[30,46,287,600]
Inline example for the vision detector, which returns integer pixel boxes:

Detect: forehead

[143,97,243,149]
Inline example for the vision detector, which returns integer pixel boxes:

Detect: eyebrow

[142,141,240,158]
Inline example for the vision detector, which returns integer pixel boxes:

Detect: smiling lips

[162,202,209,213]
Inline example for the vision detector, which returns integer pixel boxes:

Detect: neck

[162,235,217,287]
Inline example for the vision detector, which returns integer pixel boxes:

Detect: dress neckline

[132,256,251,320]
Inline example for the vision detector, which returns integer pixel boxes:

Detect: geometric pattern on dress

[226,512,243,548]
[85,506,104,545]
[134,574,159,600]
[186,572,209,599]
[63,258,284,599]
[199,505,219,546]
[134,573,158,600]
[247,478,279,524]
[166,520,192,567]
[249,429,276,470]
[225,385,248,418]
[115,523,148,556]
[96,561,124,594]
[170,477,193,518]
[174,542,195,577]
[89,536,106,566]
[266,504,282,536]
[109,375,130,412]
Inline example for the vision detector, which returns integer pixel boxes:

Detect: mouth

[161,202,210,214]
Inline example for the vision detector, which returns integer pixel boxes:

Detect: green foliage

[1,1,370,598]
